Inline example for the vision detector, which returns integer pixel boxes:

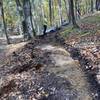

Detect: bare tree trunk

[75,0,78,19]
[0,1,10,44]
[49,0,52,26]
[29,0,36,36]
[58,0,63,25]
[85,0,88,14]
[68,0,79,28]
[63,0,69,22]
[32,0,38,33]
[75,0,81,20]
[15,0,23,35]
[96,0,100,11]
[67,0,71,23]
[91,0,94,13]
[52,1,55,26]
[23,0,35,40]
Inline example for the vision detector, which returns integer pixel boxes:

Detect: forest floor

[0,33,92,100]
[0,37,27,66]
[0,12,100,100]
[61,12,100,39]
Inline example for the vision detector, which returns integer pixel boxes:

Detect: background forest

[0,0,100,43]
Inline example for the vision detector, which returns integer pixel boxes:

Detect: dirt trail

[36,44,92,100]
[0,34,95,99]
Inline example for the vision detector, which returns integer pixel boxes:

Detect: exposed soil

[0,32,95,100]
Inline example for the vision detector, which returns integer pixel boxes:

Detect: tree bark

[58,0,63,25]
[91,0,94,13]
[29,0,36,36]
[0,1,10,44]
[49,0,52,26]
[63,0,69,22]
[15,0,23,35]
[68,0,79,28]
[32,0,38,33]
[23,0,35,40]
[67,0,72,23]
[75,0,81,20]
[96,0,100,11]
